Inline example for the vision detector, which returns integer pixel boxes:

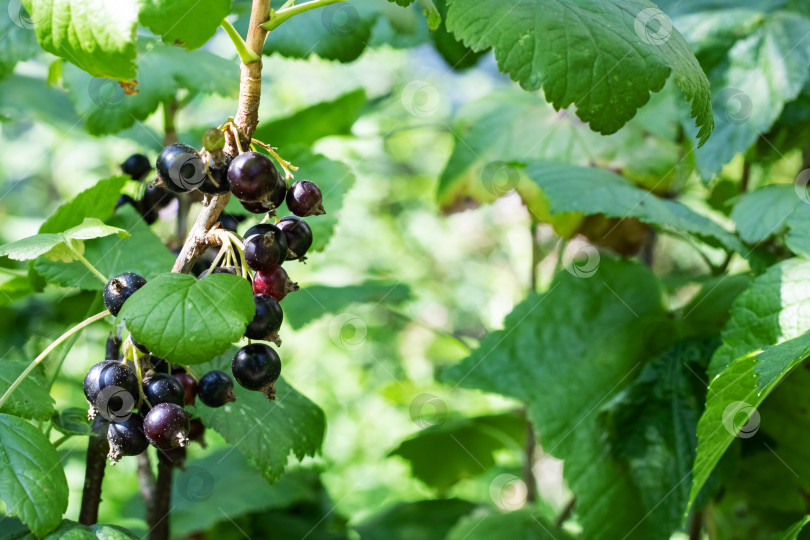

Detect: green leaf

[0,1,40,79]
[25,0,138,80]
[731,184,800,243]
[354,499,477,540]
[390,413,525,492]
[14,520,140,539]
[0,218,128,263]
[0,360,53,421]
[688,330,810,511]
[524,162,744,252]
[445,0,714,144]
[39,176,128,234]
[768,517,810,540]
[417,0,441,30]
[252,89,367,149]
[35,205,176,290]
[117,273,254,364]
[693,13,810,178]
[281,281,411,329]
[50,408,92,436]
[0,413,68,537]
[443,259,669,540]
[429,0,484,70]
[708,258,810,376]
[63,43,238,135]
[139,0,232,49]
[191,348,326,483]
[0,75,79,127]
[0,234,66,261]
[447,509,575,540]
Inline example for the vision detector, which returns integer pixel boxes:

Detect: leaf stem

[262,0,348,31]
[68,244,108,285]
[0,310,111,408]
[46,294,104,390]
[220,19,260,64]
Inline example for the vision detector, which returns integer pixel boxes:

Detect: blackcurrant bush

[84,361,139,420]
[227,151,281,203]
[197,370,236,407]
[245,294,283,344]
[244,225,288,270]
[107,414,149,463]
[286,180,325,217]
[103,272,146,317]
[143,372,185,407]
[173,373,198,406]
[199,156,232,195]
[143,403,190,449]
[277,216,313,260]
[156,143,206,193]
[232,343,281,399]
[121,153,151,181]
[252,266,299,301]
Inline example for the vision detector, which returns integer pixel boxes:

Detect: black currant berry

[243,223,274,240]
[173,373,197,406]
[121,153,151,181]
[150,356,170,373]
[83,361,139,420]
[156,143,206,193]
[116,194,137,210]
[269,174,287,210]
[188,417,206,447]
[227,151,281,203]
[218,212,240,233]
[240,200,269,214]
[103,273,146,317]
[244,225,288,271]
[143,403,190,449]
[286,180,325,217]
[142,185,176,211]
[143,372,185,407]
[277,216,313,260]
[232,343,281,399]
[197,370,236,407]
[252,266,299,301]
[245,294,283,344]
[199,156,232,195]
[107,414,149,463]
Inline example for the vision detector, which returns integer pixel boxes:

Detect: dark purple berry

[245,294,283,344]
[244,225,288,270]
[286,180,324,217]
[269,173,287,210]
[232,343,281,399]
[84,361,139,421]
[227,151,281,202]
[199,156,232,195]
[116,194,137,210]
[197,370,236,407]
[142,185,176,211]
[252,266,298,301]
[143,372,185,407]
[143,403,190,449]
[240,200,270,214]
[121,153,151,181]
[188,417,206,447]
[107,414,149,463]
[173,373,197,406]
[156,143,206,193]
[104,273,146,317]
[218,212,240,232]
[277,216,313,260]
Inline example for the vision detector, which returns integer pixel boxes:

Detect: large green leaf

[39,176,128,234]
[692,12,810,178]
[390,412,525,492]
[117,273,254,364]
[768,517,810,540]
[524,162,744,252]
[0,413,68,537]
[0,219,128,262]
[447,510,575,540]
[0,1,40,79]
[139,0,232,49]
[23,0,138,80]
[0,75,79,126]
[731,184,800,243]
[0,360,53,421]
[354,499,477,540]
[63,43,238,135]
[191,349,325,483]
[11,520,139,539]
[445,0,714,143]
[443,259,670,540]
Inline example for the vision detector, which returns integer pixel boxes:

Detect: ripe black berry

[143,372,185,407]
[245,225,288,271]
[142,185,176,211]
[199,156,232,195]
[269,173,287,210]
[121,153,151,181]
[156,143,206,193]
[107,414,149,463]
[245,294,283,343]
[252,266,299,301]
[116,194,137,210]
[277,216,313,260]
[197,370,236,407]
[218,212,240,233]
[286,180,325,216]
[240,200,270,214]
[143,403,190,449]
[232,343,281,399]
[83,361,139,420]
[173,373,197,406]
[227,151,281,202]
[104,273,146,317]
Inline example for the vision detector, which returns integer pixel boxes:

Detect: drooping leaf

[447,509,575,540]
[0,413,69,537]
[354,499,477,540]
[0,218,128,262]
[0,360,53,421]
[139,0,232,49]
[116,273,254,364]
[445,0,714,143]
[443,259,670,540]
[23,0,139,81]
